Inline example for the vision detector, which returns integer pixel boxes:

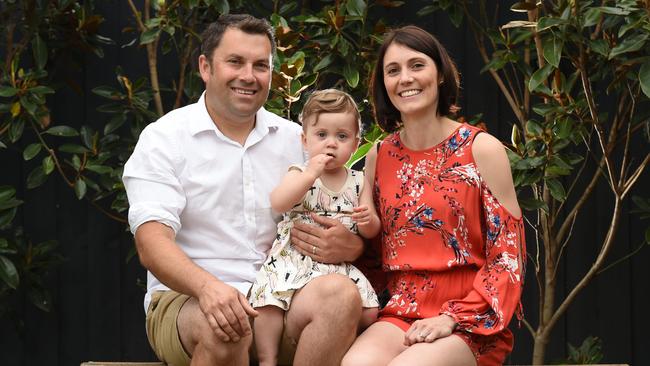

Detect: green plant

[557,335,604,364]
[418,0,650,363]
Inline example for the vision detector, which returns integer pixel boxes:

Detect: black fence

[1,1,649,365]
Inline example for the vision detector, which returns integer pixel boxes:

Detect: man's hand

[403,315,457,346]
[290,213,363,263]
[197,279,259,343]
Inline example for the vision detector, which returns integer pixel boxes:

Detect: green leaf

[526,120,544,136]
[23,143,42,161]
[27,166,48,189]
[609,34,648,59]
[59,143,90,154]
[0,186,16,202]
[590,39,609,56]
[0,198,22,210]
[85,164,113,174]
[537,17,567,32]
[543,36,563,68]
[583,8,601,28]
[346,0,366,17]
[546,178,567,202]
[314,54,334,72]
[343,64,360,88]
[92,86,121,100]
[32,34,48,70]
[9,119,25,143]
[80,126,94,149]
[597,6,629,15]
[214,0,230,14]
[140,28,160,45]
[639,62,650,99]
[0,86,19,97]
[104,113,127,135]
[0,255,19,289]
[42,156,55,175]
[347,142,372,168]
[518,197,549,212]
[510,2,537,12]
[0,208,18,228]
[28,286,52,312]
[528,63,553,92]
[74,179,87,200]
[416,5,436,16]
[45,125,79,137]
[29,86,55,95]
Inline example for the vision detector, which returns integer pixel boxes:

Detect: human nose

[239,63,254,83]
[399,70,413,84]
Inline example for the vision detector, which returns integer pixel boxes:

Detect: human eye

[385,67,399,76]
[412,62,425,70]
[316,131,327,138]
[337,133,348,140]
[254,61,270,71]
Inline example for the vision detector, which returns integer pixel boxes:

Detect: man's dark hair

[371,25,460,133]
[200,14,276,64]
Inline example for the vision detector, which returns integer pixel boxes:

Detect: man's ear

[301,131,307,147]
[198,54,211,82]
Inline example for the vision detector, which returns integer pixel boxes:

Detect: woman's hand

[404,314,457,346]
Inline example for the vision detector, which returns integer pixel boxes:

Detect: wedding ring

[312,245,316,255]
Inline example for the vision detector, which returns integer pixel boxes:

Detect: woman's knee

[341,347,387,366]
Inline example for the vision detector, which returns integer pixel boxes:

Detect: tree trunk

[532,332,549,365]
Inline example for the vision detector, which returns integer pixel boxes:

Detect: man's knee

[317,274,361,303]
[194,323,253,362]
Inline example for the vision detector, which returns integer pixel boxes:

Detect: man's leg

[284,274,362,366]
[178,297,252,366]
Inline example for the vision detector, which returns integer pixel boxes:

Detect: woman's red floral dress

[374,123,526,365]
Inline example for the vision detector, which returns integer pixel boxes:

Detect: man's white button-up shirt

[123,92,304,311]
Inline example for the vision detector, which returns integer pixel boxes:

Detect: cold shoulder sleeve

[440,182,526,335]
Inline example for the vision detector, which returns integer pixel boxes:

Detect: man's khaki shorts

[146,290,297,366]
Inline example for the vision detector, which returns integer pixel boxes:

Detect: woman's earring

[439,79,445,85]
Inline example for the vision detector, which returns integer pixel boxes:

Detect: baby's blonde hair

[299,89,361,135]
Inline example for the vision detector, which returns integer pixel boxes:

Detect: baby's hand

[305,153,333,179]
[352,205,372,226]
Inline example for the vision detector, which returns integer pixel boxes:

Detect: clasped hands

[403,314,458,346]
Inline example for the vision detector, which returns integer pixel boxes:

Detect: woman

[343,26,526,366]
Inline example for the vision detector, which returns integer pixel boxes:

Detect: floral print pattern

[374,124,525,365]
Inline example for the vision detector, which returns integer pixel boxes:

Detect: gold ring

[312,245,317,255]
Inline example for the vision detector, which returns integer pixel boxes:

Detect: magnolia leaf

[314,54,333,72]
[32,34,48,70]
[23,143,42,161]
[609,34,648,59]
[0,255,19,289]
[510,2,537,12]
[528,63,553,92]
[347,142,373,168]
[0,186,16,202]
[546,178,567,202]
[59,144,89,154]
[518,197,549,212]
[27,166,48,189]
[501,20,536,30]
[42,156,55,175]
[639,62,650,99]
[543,36,563,68]
[346,0,367,17]
[0,86,18,97]
[343,64,360,88]
[74,179,87,200]
[45,125,79,137]
[140,28,160,45]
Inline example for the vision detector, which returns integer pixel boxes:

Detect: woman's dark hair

[371,25,460,133]
[200,14,276,64]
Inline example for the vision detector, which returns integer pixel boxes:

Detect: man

[123,14,365,366]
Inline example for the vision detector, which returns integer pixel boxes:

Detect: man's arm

[135,221,257,342]
[290,214,364,263]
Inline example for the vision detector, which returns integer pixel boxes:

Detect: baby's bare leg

[254,305,285,366]
[359,307,379,332]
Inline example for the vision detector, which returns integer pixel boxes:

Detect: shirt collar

[188,91,281,137]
